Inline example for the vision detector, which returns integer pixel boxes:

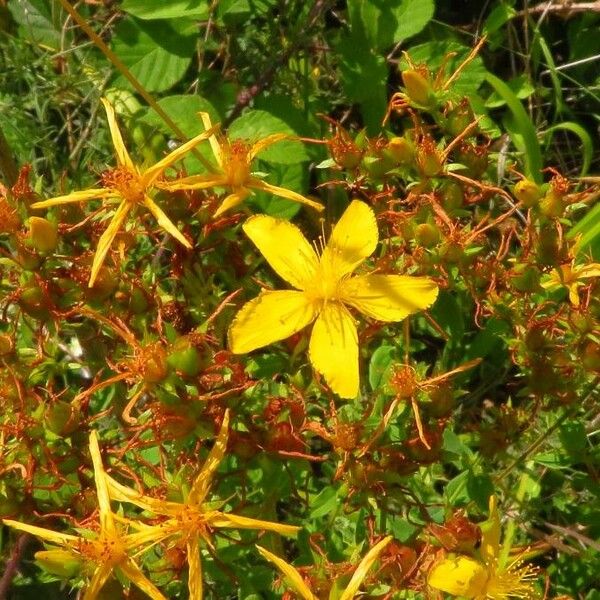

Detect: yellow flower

[427,497,540,599]
[31,98,218,287]
[105,409,300,600]
[3,431,169,600]
[541,261,600,306]
[257,535,392,600]
[157,112,323,217]
[228,200,439,398]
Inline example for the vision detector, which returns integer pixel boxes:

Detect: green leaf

[369,345,399,391]
[544,121,593,177]
[336,33,388,133]
[485,73,543,183]
[8,0,69,50]
[249,162,306,219]
[568,202,600,259]
[484,75,535,109]
[140,94,220,136]
[120,0,208,19]
[111,17,196,93]
[348,0,434,50]
[228,110,310,164]
[310,486,339,519]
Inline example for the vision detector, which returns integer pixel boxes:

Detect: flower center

[223,140,251,188]
[101,167,145,203]
[77,534,127,568]
[485,560,540,599]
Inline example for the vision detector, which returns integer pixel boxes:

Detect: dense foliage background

[0,0,599,599]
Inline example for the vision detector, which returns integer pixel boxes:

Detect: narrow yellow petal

[143,195,191,248]
[89,200,131,288]
[339,536,393,600]
[213,189,250,218]
[106,474,181,517]
[248,133,289,161]
[340,274,438,322]
[200,112,222,167]
[242,214,319,290]
[480,495,501,564]
[249,178,323,212]
[308,302,358,399]
[321,200,378,278]
[577,263,600,279]
[187,536,203,600]
[31,188,114,210]
[188,409,230,506]
[82,564,112,600]
[427,556,488,597]
[2,519,78,546]
[120,558,167,600]
[207,511,300,536]
[568,284,581,306]
[142,124,221,186]
[156,174,227,192]
[228,290,317,354]
[88,431,116,535]
[101,98,135,171]
[256,545,317,600]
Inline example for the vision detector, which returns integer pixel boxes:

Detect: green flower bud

[28,217,58,252]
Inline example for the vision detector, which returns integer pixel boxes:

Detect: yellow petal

[339,536,393,600]
[308,302,358,399]
[242,214,319,290]
[83,564,113,600]
[213,189,250,218]
[142,124,221,186]
[106,475,181,517]
[119,558,167,600]
[480,495,501,565]
[256,545,317,600]
[31,188,114,210]
[2,519,78,546]
[568,284,581,306]
[156,174,227,192]
[577,263,600,279]
[88,431,116,535]
[340,274,438,322]
[143,195,191,248]
[188,410,230,506]
[200,112,222,168]
[101,98,135,171]
[249,178,323,212]
[427,556,488,597]
[187,536,203,600]
[229,290,317,354]
[248,134,289,161]
[321,200,378,278]
[89,200,132,288]
[208,511,300,536]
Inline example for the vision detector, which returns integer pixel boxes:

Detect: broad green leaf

[249,162,306,219]
[485,73,543,183]
[111,17,196,93]
[120,0,208,20]
[484,75,535,109]
[228,110,309,164]
[310,486,339,518]
[8,0,69,49]
[368,345,398,391]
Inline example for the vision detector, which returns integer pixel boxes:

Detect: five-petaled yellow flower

[3,432,169,600]
[228,200,439,398]
[257,535,392,600]
[541,261,600,306]
[157,112,323,217]
[31,98,218,287]
[428,496,540,599]
[105,409,300,600]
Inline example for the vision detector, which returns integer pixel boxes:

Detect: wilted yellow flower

[4,431,169,600]
[228,200,438,398]
[542,261,600,306]
[157,112,323,217]
[257,535,392,600]
[105,409,299,600]
[428,496,540,599]
[31,99,217,287]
